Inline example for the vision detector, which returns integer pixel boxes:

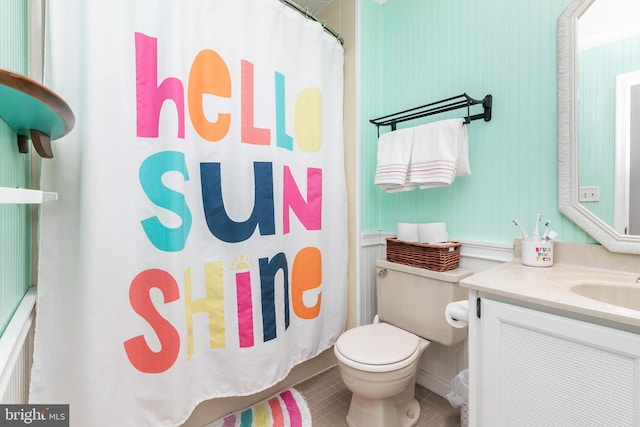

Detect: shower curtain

[29,1,346,426]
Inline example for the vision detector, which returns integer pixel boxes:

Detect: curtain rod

[282,0,344,45]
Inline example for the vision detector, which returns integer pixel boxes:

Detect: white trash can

[446,369,469,427]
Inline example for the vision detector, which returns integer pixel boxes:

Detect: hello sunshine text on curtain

[30,1,346,426]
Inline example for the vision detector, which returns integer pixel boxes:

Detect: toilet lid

[335,323,420,366]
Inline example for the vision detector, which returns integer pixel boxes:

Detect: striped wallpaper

[0,0,31,335]
[359,0,592,245]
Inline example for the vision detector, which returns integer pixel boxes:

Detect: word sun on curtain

[30,1,346,426]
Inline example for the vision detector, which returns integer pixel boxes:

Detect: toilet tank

[375,259,472,346]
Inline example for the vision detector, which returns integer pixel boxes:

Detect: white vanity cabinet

[469,294,640,427]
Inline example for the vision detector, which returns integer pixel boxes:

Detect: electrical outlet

[579,186,600,202]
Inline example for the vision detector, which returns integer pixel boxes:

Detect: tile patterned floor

[297,366,461,427]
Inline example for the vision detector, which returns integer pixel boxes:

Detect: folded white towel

[409,118,470,189]
[456,121,471,176]
[374,127,415,192]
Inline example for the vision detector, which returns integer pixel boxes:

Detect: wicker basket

[386,238,462,272]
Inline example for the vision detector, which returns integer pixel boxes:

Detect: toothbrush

[541,220,551,240]
[513,219,529,240]
[532,213,541,241]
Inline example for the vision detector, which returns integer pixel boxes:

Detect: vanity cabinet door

[478,299,640,427]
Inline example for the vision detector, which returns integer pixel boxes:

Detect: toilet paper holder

[445,300,469,328]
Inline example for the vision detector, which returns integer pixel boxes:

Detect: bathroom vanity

[461,0,640,423]
[461,241,640,427]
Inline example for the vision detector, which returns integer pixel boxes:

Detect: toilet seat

[335,323,424,373]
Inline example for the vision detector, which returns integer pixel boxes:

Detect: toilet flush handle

[378,268,388,277]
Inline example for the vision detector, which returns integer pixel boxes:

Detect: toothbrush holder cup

[521,240,553,267]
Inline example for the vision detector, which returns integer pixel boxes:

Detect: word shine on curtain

[30,1,346,426]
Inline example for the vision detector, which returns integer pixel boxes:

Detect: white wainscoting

[358,232,393,325]
[359,232,514,397]
[0,287,36,404]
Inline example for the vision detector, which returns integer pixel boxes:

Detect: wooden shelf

[0,68,75,158]
[0,187,58,204]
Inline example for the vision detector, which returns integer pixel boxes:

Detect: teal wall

[359,0,592,245]
[579,34,640,227]
[0,0,32,335]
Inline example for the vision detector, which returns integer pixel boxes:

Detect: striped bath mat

[207,388,312,427]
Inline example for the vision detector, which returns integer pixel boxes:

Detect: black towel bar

[370,93,492,134]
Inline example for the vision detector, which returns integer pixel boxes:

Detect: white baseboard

[416,368,452,400]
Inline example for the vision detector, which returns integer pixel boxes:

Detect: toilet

[334,259,472,427]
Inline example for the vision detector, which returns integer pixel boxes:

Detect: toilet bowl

[334,323,430,427]
[334,260,472,427]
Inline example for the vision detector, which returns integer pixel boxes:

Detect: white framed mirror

[558,0,640,254]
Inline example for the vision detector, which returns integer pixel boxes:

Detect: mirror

[577,0,640,235]
[558,0,640,254]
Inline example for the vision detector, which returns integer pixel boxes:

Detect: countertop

[460,259,640,330]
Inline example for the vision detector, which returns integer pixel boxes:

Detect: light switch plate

[579,186,600,202]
